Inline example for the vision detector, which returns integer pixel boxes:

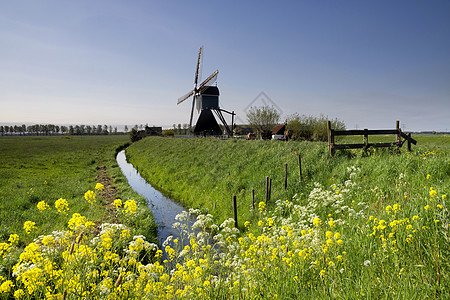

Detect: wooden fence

[327,120,417,157]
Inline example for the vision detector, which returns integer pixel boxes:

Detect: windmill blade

[177,90,194,105]
[194,47,203,86]
[198,70,219,90]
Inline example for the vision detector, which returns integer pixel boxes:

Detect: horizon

[1,1,449,132]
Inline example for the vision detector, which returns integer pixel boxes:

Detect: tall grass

[0,135,448,298]
[0,135,157,244]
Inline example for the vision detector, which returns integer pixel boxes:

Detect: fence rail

[327,120,417,156]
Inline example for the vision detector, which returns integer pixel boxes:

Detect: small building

[145,126,163,136]
[271,124,286,140]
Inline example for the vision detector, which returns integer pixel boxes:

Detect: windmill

[177,47,235,136]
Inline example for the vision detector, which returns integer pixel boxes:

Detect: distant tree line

[245,106,346,141]
[0,124,149,136]
[172,123,189,135]
[285,113,345,141]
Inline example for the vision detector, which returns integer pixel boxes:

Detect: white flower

[364,260,371,266]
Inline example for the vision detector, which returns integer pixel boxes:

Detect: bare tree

[246,106,280,139]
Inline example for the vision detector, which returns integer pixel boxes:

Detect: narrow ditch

[116,150,194,247]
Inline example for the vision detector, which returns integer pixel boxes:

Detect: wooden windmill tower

[177,47,235,136]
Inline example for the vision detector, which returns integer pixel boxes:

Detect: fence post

[327,121,335,157]
[251,188,255,210]
[396,120,401,152]
[284,163,288,190]
[298,155,302,182]
[269,178,272,203]
[363,129,368,149]
[232,195,238,228]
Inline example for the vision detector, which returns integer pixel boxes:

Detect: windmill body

[177,47,235,137]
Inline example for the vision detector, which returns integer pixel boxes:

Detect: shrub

[286,113,345,141]
[162,130,175,137]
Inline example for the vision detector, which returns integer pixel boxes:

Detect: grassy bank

[0,135,157,244]
[0,135,448,298]
[126,136,449,225]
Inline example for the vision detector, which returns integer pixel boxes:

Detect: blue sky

[1,0,449,131]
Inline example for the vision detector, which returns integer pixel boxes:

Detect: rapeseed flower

[36,201,50,211]
[55,198,69,214]
[84,190,96,205]
[95,183,105,191]
[124,199,137,214]
[23,221,37,234]
[114,199,122,208]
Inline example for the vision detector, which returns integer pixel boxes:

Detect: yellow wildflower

[23,221,37,234]
[313,217,321,227]
[8,234,19,245]
[55,198,69,214]
[95,183,104,191]
[124,199,137,214]
[114,199,122,208]
[0,280,14,294]
[36,201,50,211]
[84,190,96,205]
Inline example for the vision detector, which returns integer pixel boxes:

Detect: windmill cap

[200,86,220,96]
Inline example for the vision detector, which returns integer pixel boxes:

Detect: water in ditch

[116,150,194,247]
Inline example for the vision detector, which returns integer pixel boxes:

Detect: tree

[286,113,345,142]
[246,106,280,139]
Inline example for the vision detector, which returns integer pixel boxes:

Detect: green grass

[0,135,448,298]
[126,136,449,226]
[0,135,156,245]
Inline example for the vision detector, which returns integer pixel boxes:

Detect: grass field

[125,135,449,225]
[0,135,157,245]
[0,134,448,298]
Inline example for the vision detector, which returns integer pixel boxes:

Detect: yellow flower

[95,183,104,191]
[412,215,419,221]
[8,234,19,245]
[14,289,25,298]
[84,190,96,205]
[328,219,335,228]
[429,187,437,198]
[113,199,123,208]
[424,205,430,210]
[123,199,137,214]
[258,201,266,212]
[385,205,392,214]
[325,231,333,239]
[266,217,274,227]
[326,239,334,246]
[36,201,50,211]
[0,280,14,294]
[426,174,431,180]
[23,221,37,234]
[55,198,69,214]
[437,204,443,209]
[313,217,321,227]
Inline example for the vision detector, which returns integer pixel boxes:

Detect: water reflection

[116,150,194,246]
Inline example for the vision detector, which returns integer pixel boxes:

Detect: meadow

[0,134,448,298]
